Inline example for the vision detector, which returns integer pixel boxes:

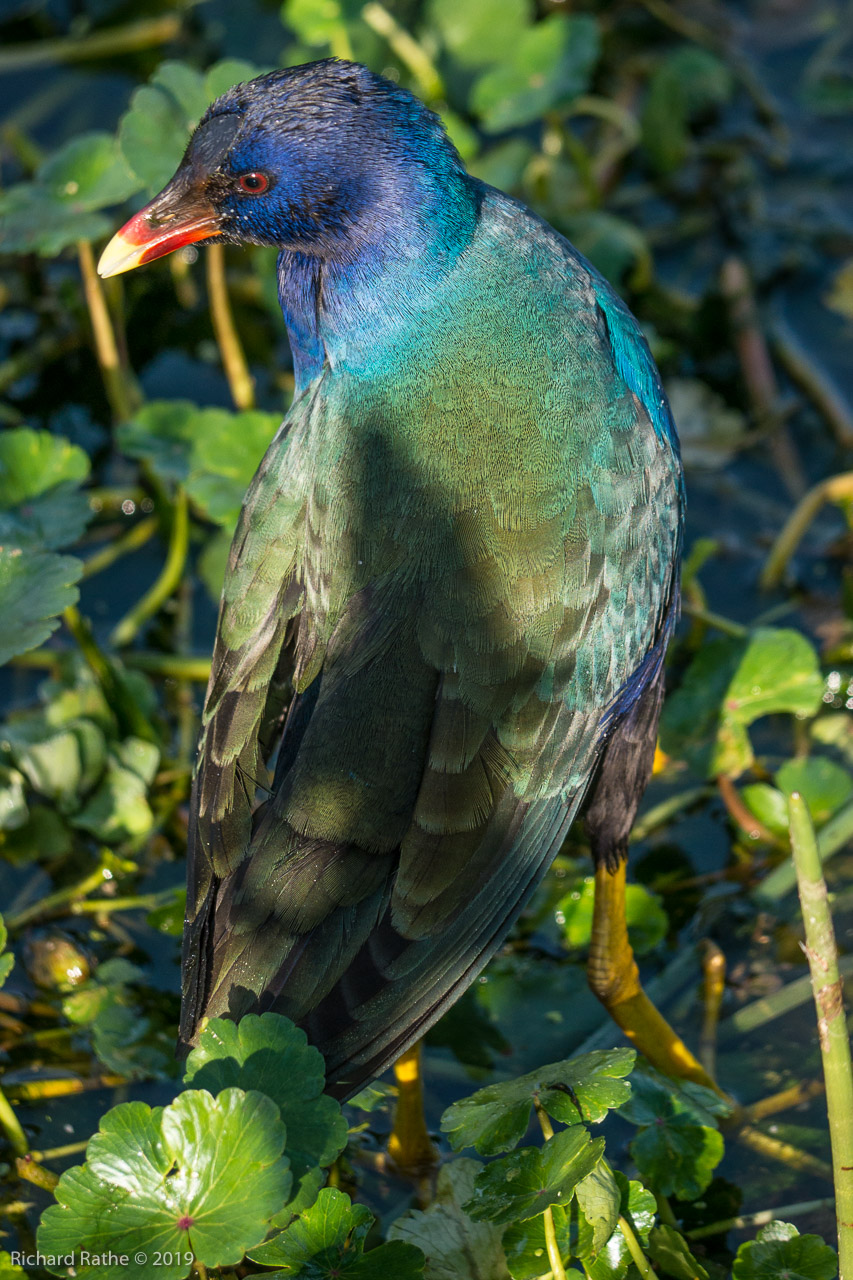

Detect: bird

[99,58,708,1166]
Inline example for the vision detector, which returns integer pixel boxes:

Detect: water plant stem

[757,797,853,901]
[619,1216,658,1280]
[699,940,725,1077]
[30,1139,89,1162]
[110,487,190,647]
[77,240,140,423]
[680,603,748,638]
[534,1102,567,1280]
[789,792,853,1273]
[82,515,158,579]
[62,605,153,740]
[361,3,445,101]
[745,1078,825,1122]
[15,1156,58,1192]
[13,647,212,683]
[687,1197,836,1240]
[0,14,183,73]
[7,860,115,932]
[760,471,853,589]
[206,244,255,410]
[0,1084,28,1156]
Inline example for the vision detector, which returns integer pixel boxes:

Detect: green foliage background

[0,0,851,1276]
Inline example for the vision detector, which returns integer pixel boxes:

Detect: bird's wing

[181,240,682,1094]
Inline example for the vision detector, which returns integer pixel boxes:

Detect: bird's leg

[587,858,723,1095]
[387,1041,438,1176]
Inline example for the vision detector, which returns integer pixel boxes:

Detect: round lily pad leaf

[733,1222,837,1280]
[183,1013,348,1175]
[37,1088,292,1278]
[0,428,91,551]
[0,547,82,666]
[249,1186,425,1277]
[37,133,141,212]
[471,14,599,132]
[441,1048,634,1155]
[464,1128,606,1226]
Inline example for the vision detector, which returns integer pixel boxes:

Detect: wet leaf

[732,1222,837,1280]
[249,1186,425,1276]
[0,916,13,990]
[0,547,82,664]
[441,1048,634,1155]
[71,758,155,842]
[37,1089,292,1277]
[472,15,600,132]
[389,1158,510,1279]
[183,1013,348,1176]
[37,132,141,212]
[147,888,186,936]
[647,1225,709,1280]
[556,877,668,956]
[776,755,852,826]
[620,1069,725,1201]
[575,1162,620,1256]
[118,401,279,529]
[3,715,106,808]
[0,428,91,551]
[660,629,824,779]
[741,782,789,837]
[464,1128,605,1225]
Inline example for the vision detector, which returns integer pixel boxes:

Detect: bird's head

[98,59,472,278]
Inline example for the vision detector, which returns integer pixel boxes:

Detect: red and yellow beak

[97,187,221,278]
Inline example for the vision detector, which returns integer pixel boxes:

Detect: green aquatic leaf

[642,46,733,175]
[472,14,599,132]
[732,1222,837,1280]
[0,1251,25,1277]
[118,401,279,529]
[0,916,13,990]
[389,1158,510,1279]
[71,758,155,843]
[3,715,106,808]
[621,1069,725,1201]
[575,1162,620,1257]
[37,132,141,212]
[441,1048,634,1155]
[37,1089,292,1278]
[557,877,667,956]
[119,58,270,194]
[0,184,110,255]
[426,0,529,71]
[647,1225,709,1280]
[741,782,789,837]
[464,1128,605,1226]
[183,1013,348,1176]
[249,1186,425,1276]
[0,806,72,864]
[0,428,91,551]
[0,549,82,666]
[660,629,824,779]
[776,755,853,826]
[0,765,27,832]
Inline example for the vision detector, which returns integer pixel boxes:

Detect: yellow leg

[387,1041,438,1175]
[588,860,724,1096]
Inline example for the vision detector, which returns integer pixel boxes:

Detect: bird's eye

[238,172,270,194]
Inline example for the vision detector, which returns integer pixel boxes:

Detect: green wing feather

[180,191,682,1096]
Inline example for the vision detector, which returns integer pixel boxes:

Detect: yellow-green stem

[687,1197,836,1241]
[30,1139,89,1162]
[534,1102,567,1280]
[110,488,190,647]
[618,1216,658,1280]
[77,240,140,422]
[13,648,211,683]
[789,792,853,1275]
[206,244,255,410]
[0,14,183,72]
[6,861,113,932]
[361,3,445,101]
[82,514,158,579]
[760,472,853,589]
[15,1156,58,1192]
[0,1085,28,1156]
